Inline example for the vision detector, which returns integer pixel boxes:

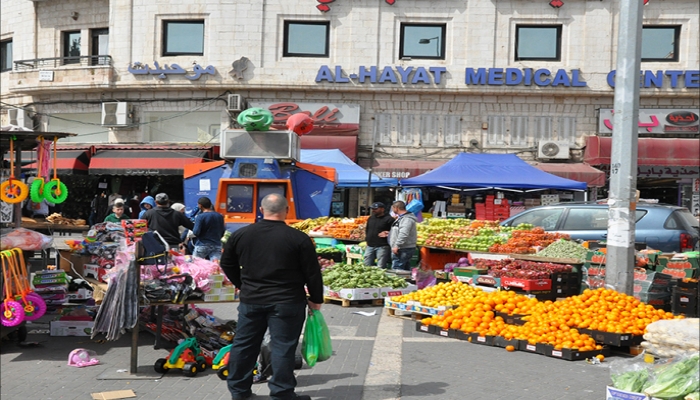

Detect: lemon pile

[391,281,482,308]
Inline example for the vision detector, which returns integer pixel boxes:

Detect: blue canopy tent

[300,149,398,188]
[400,153,587,191]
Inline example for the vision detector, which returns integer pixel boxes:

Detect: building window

[486,116,506,145]
[642,26,680,62]
[283,21,330,57]
[90,28,109,65]
[400,23,446,60]
[0,39,12,72]
[163,20,204,56]
[515,25,562,61]
[63,31,82,64]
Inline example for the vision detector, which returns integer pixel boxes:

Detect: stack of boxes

[633,269,674,311]
[474,194,510,221]
[540,194,560,206]
[202,274,238,302]
[524,198,541,209]
[446,193,468,219]
[672,280,699,317]
[33,270,70,309]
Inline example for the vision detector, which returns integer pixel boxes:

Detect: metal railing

[13,55,113,71]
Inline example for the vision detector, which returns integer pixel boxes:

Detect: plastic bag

[645,353,700,399]
[405,199,424,215]
[412,265,437,290]
[301,310,333,367]
[609,353,653,393]
[642,318,700,357]
[0,228,54,250]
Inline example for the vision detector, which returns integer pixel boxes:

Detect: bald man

[220,194,322,400]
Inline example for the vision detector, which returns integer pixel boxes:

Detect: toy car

[154,337,207,377]
[211,344,232,380]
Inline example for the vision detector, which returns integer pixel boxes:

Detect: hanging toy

[42,137,68,204]
[3,248,46,321]
[286,113,314,136]
[0,250,25,327]
[237,108,274,131]
[0,136,29,204]
[30,136,49,203]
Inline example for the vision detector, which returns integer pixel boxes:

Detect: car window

[510,208,563,230]
[561,208,608,230]
[665,209,699,230]
[634,210,647,222]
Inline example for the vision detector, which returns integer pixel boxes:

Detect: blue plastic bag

[406,198,424,215]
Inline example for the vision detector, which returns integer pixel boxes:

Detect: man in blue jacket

[192,197,225,261]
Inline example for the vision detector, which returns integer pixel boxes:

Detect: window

[515,25,562,61]
[400,24,446,60]
[1,39,12,72]
[508,208,563,230]
[226,184,254,213]
[561,208,608,230]
[63,31,81,64]
[283,21,330,57]
[90,28,109,65]
[486,115,506,145]
[642,26,680,62]
[163,20,204,56]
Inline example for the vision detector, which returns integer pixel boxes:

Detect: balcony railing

[13,55,113,71]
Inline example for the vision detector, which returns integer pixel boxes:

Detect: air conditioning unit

[101,102,131,126]
[8,108,34,130]
[537,141,570,160]
[227,94,246,112]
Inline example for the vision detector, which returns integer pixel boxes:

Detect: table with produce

[296,216,699,398]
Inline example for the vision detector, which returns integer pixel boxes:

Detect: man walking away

[363,202,394,269]
[389,200,418,271]
[143,193,194,248]
[220,193,323,400]
[192,197,225,261]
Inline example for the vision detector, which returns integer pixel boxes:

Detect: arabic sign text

[598,108,699,135]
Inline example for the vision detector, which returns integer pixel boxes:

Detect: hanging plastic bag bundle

[301,309,333,367]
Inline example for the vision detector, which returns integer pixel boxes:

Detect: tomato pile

[488,228,570,254]
[473,259,574,280]
[312,216,369,240]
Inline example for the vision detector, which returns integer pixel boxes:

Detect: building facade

[2,0,699,215]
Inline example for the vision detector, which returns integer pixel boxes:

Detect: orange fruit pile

[419,287,682,351]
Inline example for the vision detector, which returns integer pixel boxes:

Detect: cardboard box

[501,277,552,291]
[493,336,522,348]
[50,320,94,337]
[540,344,609,361]
[415,321,435,334]
[519,341,543,354]
[659,267,697,279]
[326,288,380,300]
[469,333,495,346]
[84,264,110,283]
[578,328,643,347]
[65,288,94,301]
[378,284,417,298]
[605,386,663,400]
[58,250,92,279]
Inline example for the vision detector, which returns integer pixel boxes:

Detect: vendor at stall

[364,202,393,269]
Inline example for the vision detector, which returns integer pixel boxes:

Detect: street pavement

[0,301,614,400]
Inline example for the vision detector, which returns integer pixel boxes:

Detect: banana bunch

[292,216,331,232]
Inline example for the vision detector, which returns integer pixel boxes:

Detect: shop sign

[693,178,700,193]
[607,70,700,88]
[315,66,586,87]
[598,108,699,135]
[249,101,360,135]
[637,166,699,178]
[315,66,699,89]
[127,61,216,80]
[375,171,413,179]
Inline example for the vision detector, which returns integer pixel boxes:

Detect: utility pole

[606,0,644,295]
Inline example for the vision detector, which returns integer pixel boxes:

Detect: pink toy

[67,348,100,368]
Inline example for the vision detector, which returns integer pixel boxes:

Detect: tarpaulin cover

[532,162,606,187]
[300,149,398,188]
[400,153,587,191]
[584,136,700,167]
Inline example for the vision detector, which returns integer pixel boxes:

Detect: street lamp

[419,36,440,57]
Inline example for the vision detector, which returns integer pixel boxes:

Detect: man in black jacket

[142,193,194,248]
[220,193,323,400]
[363,202,394,269]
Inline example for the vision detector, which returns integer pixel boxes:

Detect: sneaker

[231,393,253,400]
[292,395,311,400]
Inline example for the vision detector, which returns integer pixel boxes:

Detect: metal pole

[606,0,643,295]
[365,123,377,215]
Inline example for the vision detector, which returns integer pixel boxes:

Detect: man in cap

[143,193,194,248]
[363,202,394,269]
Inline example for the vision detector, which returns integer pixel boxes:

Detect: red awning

[300,135,357,161]
[584,136,700,166]
[89,148,212,175]
[359,158,447,180]
[25,149,92,174]
[532,162,606,187]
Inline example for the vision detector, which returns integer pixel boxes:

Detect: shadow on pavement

[297,372,359,386]
[303,381,449,400]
